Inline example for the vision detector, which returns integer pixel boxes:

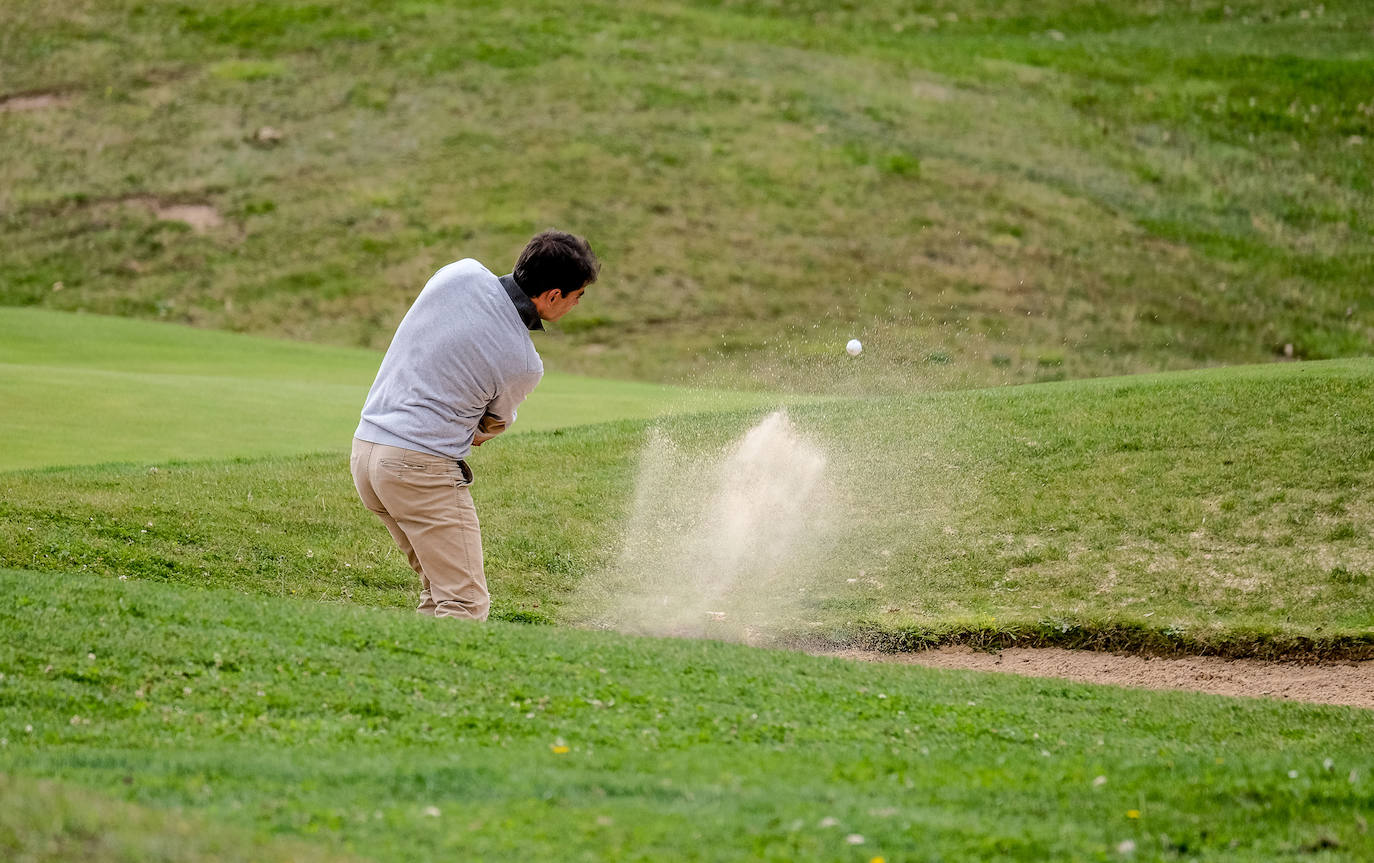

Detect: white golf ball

[845,338,863,357]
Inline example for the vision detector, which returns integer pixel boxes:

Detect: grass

[0,0,1369,392]
[3,4,1373,856]
[0,773,358,863]
[3,351,1370,655]
[0,307,799,470]
[1,568,1371,861]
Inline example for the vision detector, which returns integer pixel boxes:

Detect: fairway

[0,307,799,471]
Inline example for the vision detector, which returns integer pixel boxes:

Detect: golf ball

[845,338,863,356]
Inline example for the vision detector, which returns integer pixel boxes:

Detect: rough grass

[1,569,1371,862]
[0,773,359,863]
[3,357,1369,655]
[1,0,1369,392]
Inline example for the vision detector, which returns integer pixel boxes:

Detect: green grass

[1,0,1369,392]
[0,307,797,470]
[5,3,1373,858]
[0,773,358,863]
[1,568,1371,861]
[4,354,1369,654]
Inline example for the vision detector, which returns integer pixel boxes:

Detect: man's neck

[498,274,544,331]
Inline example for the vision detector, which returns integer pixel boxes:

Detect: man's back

[355,259,543,460]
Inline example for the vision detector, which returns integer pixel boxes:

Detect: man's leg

[364,444,490,621]
[350,438,436,614]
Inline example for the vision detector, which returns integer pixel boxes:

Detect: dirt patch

[152,203,223,233]
[826,646,1374,709]
[0,92,73,112]
[115,197,224,233]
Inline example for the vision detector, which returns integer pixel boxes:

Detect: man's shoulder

[429,258,498,289]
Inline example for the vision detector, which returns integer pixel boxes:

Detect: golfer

[350,230,599,620]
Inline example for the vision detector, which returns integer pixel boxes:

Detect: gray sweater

[355,259,543,460]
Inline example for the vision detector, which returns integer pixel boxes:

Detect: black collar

[499,274,544,332]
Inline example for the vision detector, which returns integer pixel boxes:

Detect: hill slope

[1,0,1369,391]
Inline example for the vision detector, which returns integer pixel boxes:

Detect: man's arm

[472,369,542,447]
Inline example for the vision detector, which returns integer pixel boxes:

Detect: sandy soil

[827,646,1374,709]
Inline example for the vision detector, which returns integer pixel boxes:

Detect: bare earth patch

[826,647,1374,709]
[115,197,224,233]
[153,203,223,233]
[0,92,73,112]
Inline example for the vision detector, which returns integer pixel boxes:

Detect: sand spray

[572,410,835,641]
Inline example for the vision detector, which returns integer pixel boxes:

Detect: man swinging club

[350,230,599,620]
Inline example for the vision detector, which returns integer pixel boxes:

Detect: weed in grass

[1327,523,1360,541]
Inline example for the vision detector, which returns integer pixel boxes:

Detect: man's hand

[473,412,507,448]
[477,414,507,435]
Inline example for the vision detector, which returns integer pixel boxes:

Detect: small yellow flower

[551,745,570,755]
[870,858,886,863]
[1126,809,1140,820]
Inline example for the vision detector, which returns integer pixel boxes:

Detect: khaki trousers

[350,438,489,621]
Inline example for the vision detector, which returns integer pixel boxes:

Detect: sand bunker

[828,646,1374,709]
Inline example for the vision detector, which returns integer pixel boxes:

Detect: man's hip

[351,438,473,491]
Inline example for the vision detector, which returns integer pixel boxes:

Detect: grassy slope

[1,569,1371,862]
[4,356,1369,653]
[0,307,791,470]
[1,0,1369,392]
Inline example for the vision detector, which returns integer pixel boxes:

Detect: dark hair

[513,230,600,299]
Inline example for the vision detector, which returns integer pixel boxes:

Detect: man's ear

[531,288,562,318]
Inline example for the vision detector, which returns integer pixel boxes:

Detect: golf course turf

[2,310,1368,656]
[1,569,1371,861]
[1,314,1369,857]
[4,0,1373,857]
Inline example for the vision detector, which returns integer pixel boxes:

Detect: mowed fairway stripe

[0,308,792,470]
[0,362,367,470]
[0,568,1371,861]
